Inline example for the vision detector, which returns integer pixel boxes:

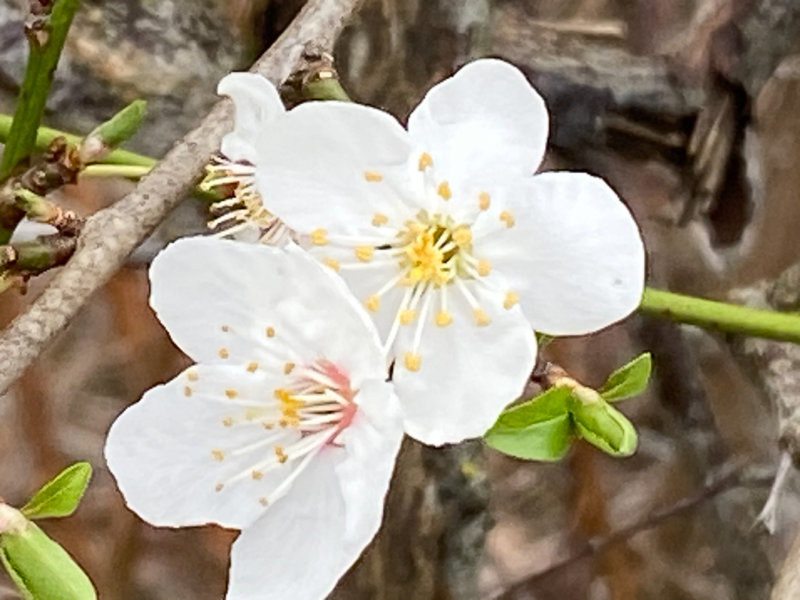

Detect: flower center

[272,360,357,444]
[396,213,473,288]
[209,359,358,506]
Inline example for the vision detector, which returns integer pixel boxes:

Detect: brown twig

[496,465,769,599]
[0,0,364,394]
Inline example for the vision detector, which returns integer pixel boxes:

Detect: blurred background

[2,0,800,598]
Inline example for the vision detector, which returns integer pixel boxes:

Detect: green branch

[0,114,155,168]
[639,288,800,344]
[0,0,81,180]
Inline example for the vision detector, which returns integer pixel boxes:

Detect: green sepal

[598,352,652,402]
[484,387,573,461]
[21,462,92,520]
[0,509,96,600]
[570,399,638,456]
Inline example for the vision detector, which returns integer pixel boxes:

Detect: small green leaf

[0,514,96,600]
[484,387,573,461]
[485,414,572,461]
[598,352,652,402]
[21,462,92,520]
[491,386,572,428]
[571,400,637,457]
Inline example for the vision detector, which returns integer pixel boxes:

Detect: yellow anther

[404,352,421,371]
[437,181,452,200]
[221,324,230,332]
[259,497,268,506]
[365,295,380,312]
[283,362,295,375]
[372,213,389,226]
[453,226,472,246]
[435,310,452,327]
[355,245,374,262]
[473,308,491,327]
[418,152,433,171]
[274,446,288,464]
[262,422,274,430]
[400,309,417,325]
[246,361,258,373]
[266,326,275,338]
[225,389,238,399]
[218,347,229,359]
[221,416,234,427]
[186,370,198,381]
[184,386,192,397]
[477,259,491,276]
[503,291,519,310]
[499,210,515,228]
[364,171,383,182]
[211,449,224,462]
[323,257,340,271]
[479,191,491,211]
[215,483,224,492]
[251,470,263,480]
[273,387,290,401]
[310,228,328,245]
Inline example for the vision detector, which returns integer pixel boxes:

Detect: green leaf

[571,400,638,457]
[21,462,92,520]
[485,414,572,461]
[0,0,81,181]
[1,516,96,600]
[598,352,652,402]
[484,386,573,461]
[491,386,572,427]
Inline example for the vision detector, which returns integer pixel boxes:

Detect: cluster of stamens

[191,333,357,507]
[201,156,292,245]
[313,151,520,373]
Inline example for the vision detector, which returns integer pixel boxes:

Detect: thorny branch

[0,0,365,394]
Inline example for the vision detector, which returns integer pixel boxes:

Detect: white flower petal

[149,238,386,383]
[226,452,348,600]
[310,243,406,342]
[225,380,401,599]
[474,172,645,336]
[335,378,403,541]
[407,59,548,189]
[254,101,418,238]
[218,73,285,164]
[392,283,537,445]
[105,364,302,530]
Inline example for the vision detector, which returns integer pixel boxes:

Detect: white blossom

[105,237,403,600]
[202,74,291,244]
[235,59,646,445]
